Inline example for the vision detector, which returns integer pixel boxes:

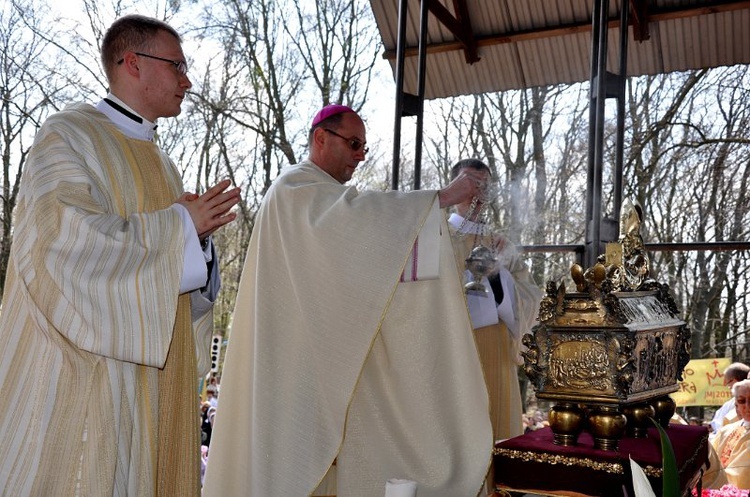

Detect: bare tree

[421,84,589,286]
[5,1,750,371]
[0,1,82,298]
[184,0,382,338]
[614,67,750,362]
[283,0,379,110]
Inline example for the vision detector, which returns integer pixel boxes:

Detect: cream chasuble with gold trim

[709,420,750,489]
[0,104,212,496]
[448,224,523,443]
[203,160,493,497]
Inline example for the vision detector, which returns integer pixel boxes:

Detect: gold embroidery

[494,432,708,480]
[493,448,624,474]
[720,425,744,467]
[641,465,662,477]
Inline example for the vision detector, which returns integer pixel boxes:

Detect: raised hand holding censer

[455,178,499,295]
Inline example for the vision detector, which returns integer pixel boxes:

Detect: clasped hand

[176,179,242,240]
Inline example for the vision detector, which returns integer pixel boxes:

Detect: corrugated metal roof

[369,0,750,99]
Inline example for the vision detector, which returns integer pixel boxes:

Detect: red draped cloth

[494,424,709,496]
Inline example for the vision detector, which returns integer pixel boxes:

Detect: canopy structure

[369,0,750,266]
[371,0,750,99]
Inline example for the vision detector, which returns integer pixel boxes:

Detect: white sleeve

[170,204,209,294]
[496,267,520,338]
[465,271,501,329]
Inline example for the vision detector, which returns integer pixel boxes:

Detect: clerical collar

[95,94,158,141]
[447,212,486,235]
[103,97,142,123]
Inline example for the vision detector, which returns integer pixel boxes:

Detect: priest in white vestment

[203,105,494,497]
[447,159,542,442]
[709,362,750,439]
[707,379,750,489]
[0,15,240,496]
[447,158,543,493]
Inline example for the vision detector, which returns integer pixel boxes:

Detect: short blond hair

[101,14,181,81]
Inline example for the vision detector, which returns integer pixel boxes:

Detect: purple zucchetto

[311,104,355,127]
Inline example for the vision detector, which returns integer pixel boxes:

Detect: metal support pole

[590,0,609,268]
[585,0,609,268]
[391,0,409,190]
[613,1,629,220]
[585,0,601,268]
[413,0,429,191]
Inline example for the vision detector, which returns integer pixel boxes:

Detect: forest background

[2,0,749,376]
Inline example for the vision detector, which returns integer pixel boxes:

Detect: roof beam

[425,0,480,64]
[383,0,750,60]
[630,0,651,41]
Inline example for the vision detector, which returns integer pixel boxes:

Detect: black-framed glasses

[323,128,369,154]
[117,52,188,75]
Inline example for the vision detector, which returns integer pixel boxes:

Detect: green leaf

[651,417,680,497]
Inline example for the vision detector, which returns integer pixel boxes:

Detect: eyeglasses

[117,52,188,75]
[737,397,747,405]
[323,128,369,154]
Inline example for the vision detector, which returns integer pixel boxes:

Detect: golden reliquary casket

[521,200,691,450]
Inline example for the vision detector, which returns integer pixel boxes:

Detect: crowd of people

[523,408,550,433]
[199,377,220,486]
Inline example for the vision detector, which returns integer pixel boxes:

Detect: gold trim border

[494,431,708,479]
[493,447,625,475]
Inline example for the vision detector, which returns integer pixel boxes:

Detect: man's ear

[121,52,140,77]
[312,127,326,147]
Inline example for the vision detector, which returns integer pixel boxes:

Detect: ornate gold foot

[622,403,655,438]
[649,396,676,428]
[588,406,627,450]
[548,402,585,446]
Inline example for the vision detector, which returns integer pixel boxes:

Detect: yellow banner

[670,358,732,407]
